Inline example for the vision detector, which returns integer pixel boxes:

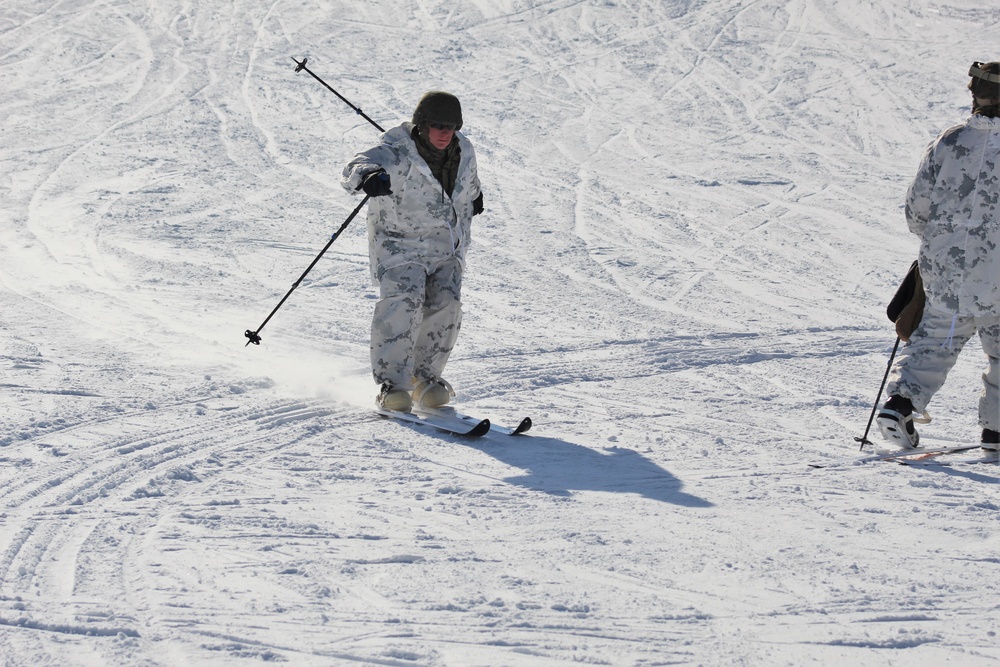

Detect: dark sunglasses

[970,62,1000,83]
[429,123,456,131]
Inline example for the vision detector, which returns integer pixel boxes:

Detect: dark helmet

[968,61,1000,100]
[412,91,463,131]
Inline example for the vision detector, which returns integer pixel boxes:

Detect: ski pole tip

[245,329,262,346]
[853,435,875,451]
[292,56,307,72]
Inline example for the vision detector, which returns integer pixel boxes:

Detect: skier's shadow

[465,431,713,507]
[905,464,999,485]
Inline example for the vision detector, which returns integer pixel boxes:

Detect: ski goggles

[429,122,456,131]
[969,62,1000,84]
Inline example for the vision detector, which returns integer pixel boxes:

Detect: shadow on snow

[467,432,713,508]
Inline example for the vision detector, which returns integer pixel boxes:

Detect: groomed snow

[1,1,998,665]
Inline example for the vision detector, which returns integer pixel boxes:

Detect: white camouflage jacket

[342,123,481,282]
[905,113,1000,317]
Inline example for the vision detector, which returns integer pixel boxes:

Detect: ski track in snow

[2,0,1000,665]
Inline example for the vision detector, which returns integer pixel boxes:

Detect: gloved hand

[359,169,392,197]
[472,192,484,216]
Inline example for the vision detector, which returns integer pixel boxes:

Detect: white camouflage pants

[888,303,1000,431]
[371,258,462,391]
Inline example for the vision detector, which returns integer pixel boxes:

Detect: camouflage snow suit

[888,113,1000,430]
[342,123,481,391]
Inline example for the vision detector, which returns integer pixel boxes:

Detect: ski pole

[244,195,370,346]
[854,336,901,449]
[291,57,385,133]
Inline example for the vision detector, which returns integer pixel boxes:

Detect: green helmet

[412,91,463,131]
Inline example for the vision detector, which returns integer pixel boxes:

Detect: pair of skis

[810,444,998,469]
[376,405,532,438]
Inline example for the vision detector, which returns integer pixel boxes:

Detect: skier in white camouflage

[877,62,1000,451]
[342,91,483,412]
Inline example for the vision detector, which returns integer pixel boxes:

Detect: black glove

[472,192,484,216]
[359,169,392,197]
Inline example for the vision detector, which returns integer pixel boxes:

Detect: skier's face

[427,123,455,150]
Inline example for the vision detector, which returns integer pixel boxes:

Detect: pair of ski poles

[244,58,383,347]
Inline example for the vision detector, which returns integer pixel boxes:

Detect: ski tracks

[0,387,359,664]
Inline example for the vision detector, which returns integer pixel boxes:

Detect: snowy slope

[1,0,999,665]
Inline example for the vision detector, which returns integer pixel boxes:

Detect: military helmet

[412,91,463,131]
[968,61,1000,100]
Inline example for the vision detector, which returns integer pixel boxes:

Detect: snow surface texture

[1,1,998,665]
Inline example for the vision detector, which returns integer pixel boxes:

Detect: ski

[897,450,999,466]
[414,406,532,436]
[490,417,533,436]
[376,408,490,437]
[809,443,980,469]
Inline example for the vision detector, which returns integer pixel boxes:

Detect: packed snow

[1,0,999,665]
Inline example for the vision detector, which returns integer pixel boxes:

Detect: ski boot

[412,378,455,409]
[377,383,412,412]
[983,429,1000,452]
[877,395,919,448]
